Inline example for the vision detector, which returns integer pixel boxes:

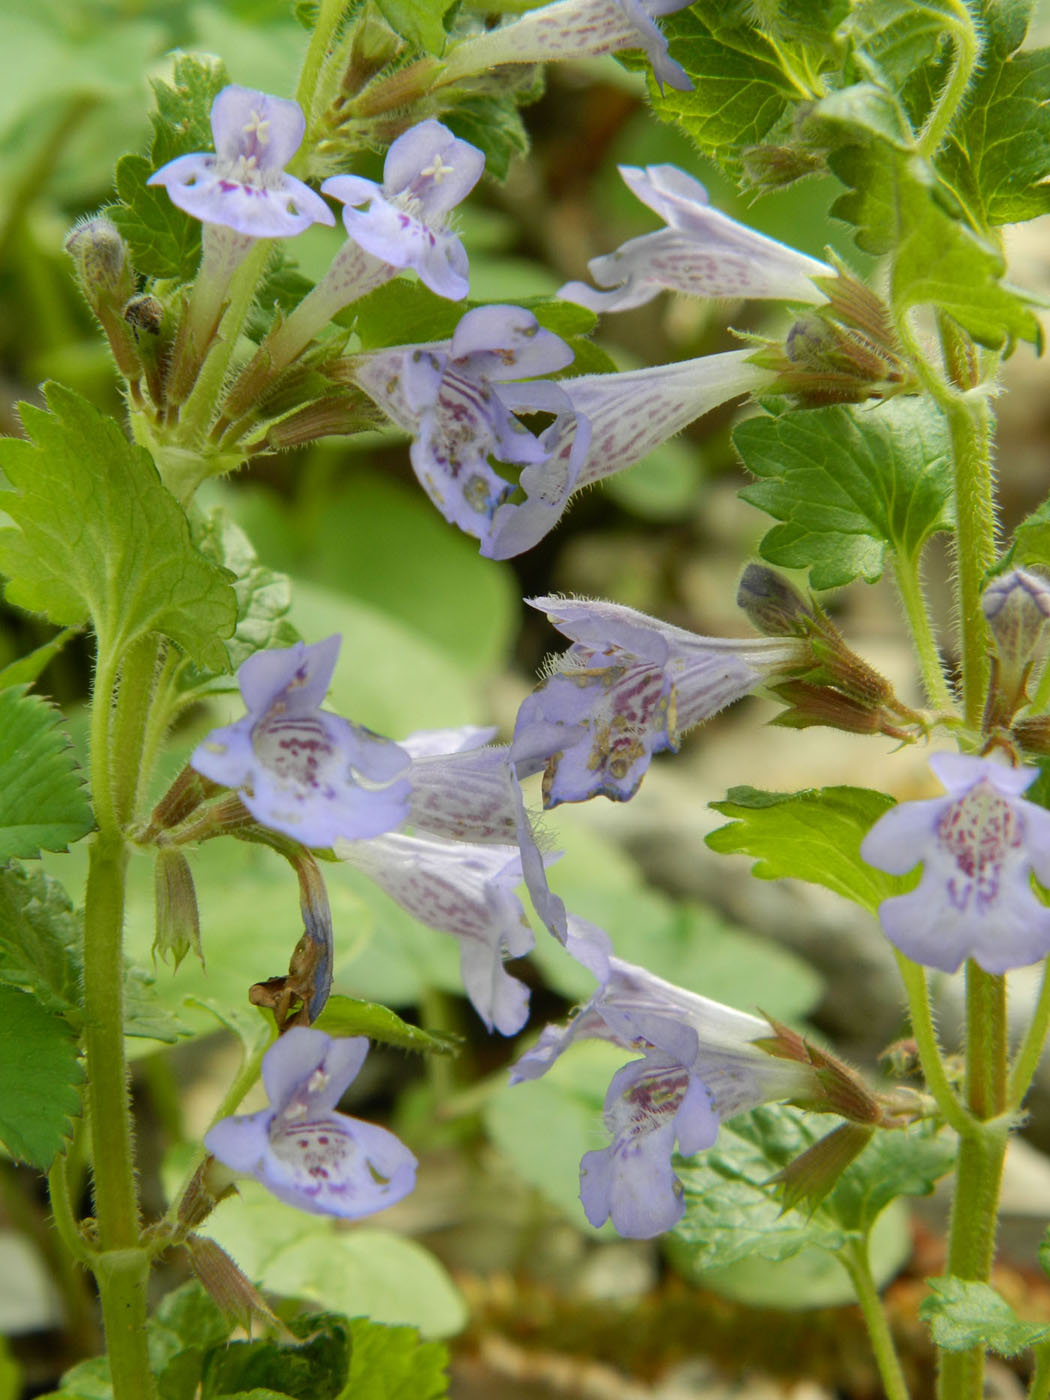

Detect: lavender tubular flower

[337,833,535,1035]
[353,317,767,558]
[401,726,570,944]
[860,753,1050,974]
[442,0,693,91]
[205,1028,416,1216]
[148,86,333,238]
[349,305,589,558]
[322,121,483,301]
[513,924,813,1237]
[512,596,804,805]
[561,165,833,314]
[191,637,411,847]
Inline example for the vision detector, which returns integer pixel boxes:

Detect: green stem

[89,647,121,838]
[178,240,271,450]
[918,0,979,158]
[1009,958,1050,1107]
[82,831,155,1399]
[1029,1342,1050,1400]
[841,1238,911,1400]
[47,1157,94,1269]
[937,964,1009,1400]
[109,636,159,830]
[892,553,954,711]
[946,391,997,731]
[294,0,347,138]
[894,952,973,1137]
[135,644,179,816]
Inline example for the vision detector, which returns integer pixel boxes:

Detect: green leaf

[200,1312,350,1400]
[920,1,1050,226]
[375,0,452,53]
[671,1105,849,1268]
[444,91,534,183]
[828,147,1043,348]
[671,1105,951,1281]
[0,626,78,689]
[0,863,82,1015]
[920,1276,1050,1355]
[110,55,228,282]
[313,995,462,1055]
[191,508,299,676]
[0,984,81,1168]
[706,785,917,913]
[1006,495,1050,570]
[840,0,954,88]
[0,686,92,860]
[149,1281,231,1400]
[647,4,805,178]
[203,1188,467,1338]
[735,398,954,588]
[339,1320,449,1400]
[0,384,237,668]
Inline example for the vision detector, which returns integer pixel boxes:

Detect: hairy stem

[918,0,980,158]
[937,965,1009,1400]
[895,952,972,1137]
[1009,958,1050,1107]
[892,554,954,711]
[841,1239,911,1400]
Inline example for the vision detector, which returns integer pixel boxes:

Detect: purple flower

[512,596,804,805]
[148,86,334,238]
[561,165,833,314]
[513,921,812,1237]
[191,637,411,847]
[322,121,484,300]
[400,725,570,944]
[860,753,1050,974]
[205,1028,416,1216]
[337,832,535,1035]
[350,305,590,557]
[443,0,693,92]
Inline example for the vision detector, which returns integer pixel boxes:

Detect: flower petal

[210,86,306,171]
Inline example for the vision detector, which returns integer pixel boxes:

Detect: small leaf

[200,1311,350,1400]
[190,509,299,677]
[444,90,534,183]
[706,784,917,913]
[375,0,452,53]
[735,398,954,589]
[0,384,237,668]
[0,627,79,689]
[342,1319,449,1400]
[0,985,82,1169]
[921,1276,1050,1355]
[828,147,1043,349]
[0,863,82,1016]
[0,686,92,860]
[312,995,462,1055]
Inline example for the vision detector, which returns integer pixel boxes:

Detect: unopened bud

[769,680,911,740]
[982,569,1050,724]
[65,217,132,302]
[737,565,818,638]
[154,847,203,970]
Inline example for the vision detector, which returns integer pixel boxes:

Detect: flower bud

[737,564,818,638]
[154,847,202,970]
[982,568,1050,724]
[185,1234,284,1332]
[64,217,133,303]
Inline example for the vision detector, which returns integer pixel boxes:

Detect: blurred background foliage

[7,2,1050,1397]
